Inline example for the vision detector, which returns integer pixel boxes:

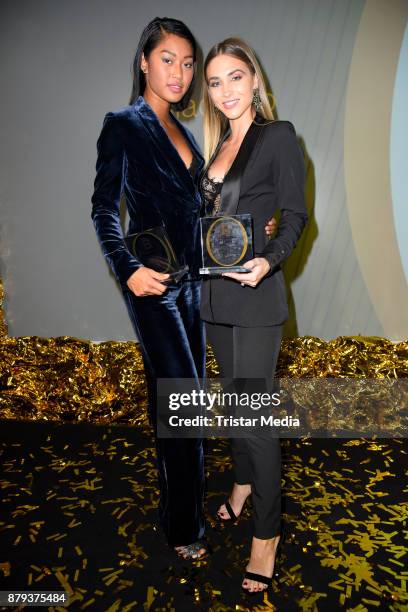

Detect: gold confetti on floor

[0,424,406,610]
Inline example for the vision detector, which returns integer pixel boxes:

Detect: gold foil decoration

[1,271,407,425]
[0,324,406,425]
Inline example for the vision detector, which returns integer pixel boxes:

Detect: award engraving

[199,214,254,275]
[124,226,188,284]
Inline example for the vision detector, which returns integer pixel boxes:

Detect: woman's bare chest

[208,141,241,180]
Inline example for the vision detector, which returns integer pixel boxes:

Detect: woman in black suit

[200,38,308,591]
[91,17,209,560]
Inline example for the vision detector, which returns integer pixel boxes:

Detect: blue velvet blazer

[91,96,205,290]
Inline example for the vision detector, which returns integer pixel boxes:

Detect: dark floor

[0,419,406,611]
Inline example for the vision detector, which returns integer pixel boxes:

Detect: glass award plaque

[199,213,254,275]
[124,226,188,284]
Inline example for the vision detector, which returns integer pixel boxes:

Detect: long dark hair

[129,17,197,111]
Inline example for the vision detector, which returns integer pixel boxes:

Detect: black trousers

[205,321,283,539]
[122,280,206,547]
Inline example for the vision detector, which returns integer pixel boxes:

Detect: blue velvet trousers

[122,279,206,547]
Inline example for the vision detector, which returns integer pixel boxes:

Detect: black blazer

[200,113,308,327]
[91,96,205,291]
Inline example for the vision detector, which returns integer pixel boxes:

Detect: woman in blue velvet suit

[200,38,308,592]
[91,17,208,559]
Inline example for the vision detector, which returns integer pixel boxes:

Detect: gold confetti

[0,562,10,578]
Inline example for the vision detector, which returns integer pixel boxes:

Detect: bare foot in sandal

[217,483,251,521]
[242,534,281,592]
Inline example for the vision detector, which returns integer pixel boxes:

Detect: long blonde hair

[203,37,275,163]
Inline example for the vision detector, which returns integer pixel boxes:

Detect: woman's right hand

[265,216,278,236]
[126,267,170,296]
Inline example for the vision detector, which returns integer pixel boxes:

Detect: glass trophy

[124,226,189,284]
[199,213,254,275]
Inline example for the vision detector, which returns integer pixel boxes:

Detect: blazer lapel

[220,116,265,215]
[136,96,203,195]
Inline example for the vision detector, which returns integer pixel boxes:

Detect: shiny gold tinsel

[0,275,407,424]
[0,334,406,426]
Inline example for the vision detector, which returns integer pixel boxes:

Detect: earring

[252,88,261,110]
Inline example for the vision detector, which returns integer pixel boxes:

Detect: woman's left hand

[222,257,270,287]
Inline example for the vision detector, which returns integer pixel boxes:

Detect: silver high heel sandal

[174,539,210,560]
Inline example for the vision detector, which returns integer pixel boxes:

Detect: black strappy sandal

[242,527,285,593]
[218,498,239,523]
[218,496,251,523]
[243,571,272,589]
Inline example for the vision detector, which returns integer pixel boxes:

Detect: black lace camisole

[200,171,224,216]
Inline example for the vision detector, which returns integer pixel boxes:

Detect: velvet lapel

[171,111,204,171]
[135,96,203,196]
[220,115,265,215]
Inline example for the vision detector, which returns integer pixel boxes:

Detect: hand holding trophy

[126,268,170,297]
[199,213,254,275]
[124,226,189,296]
[222,257,271,287]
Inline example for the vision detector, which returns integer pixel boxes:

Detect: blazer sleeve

[91,112,144,289]
[260,122,308,273]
